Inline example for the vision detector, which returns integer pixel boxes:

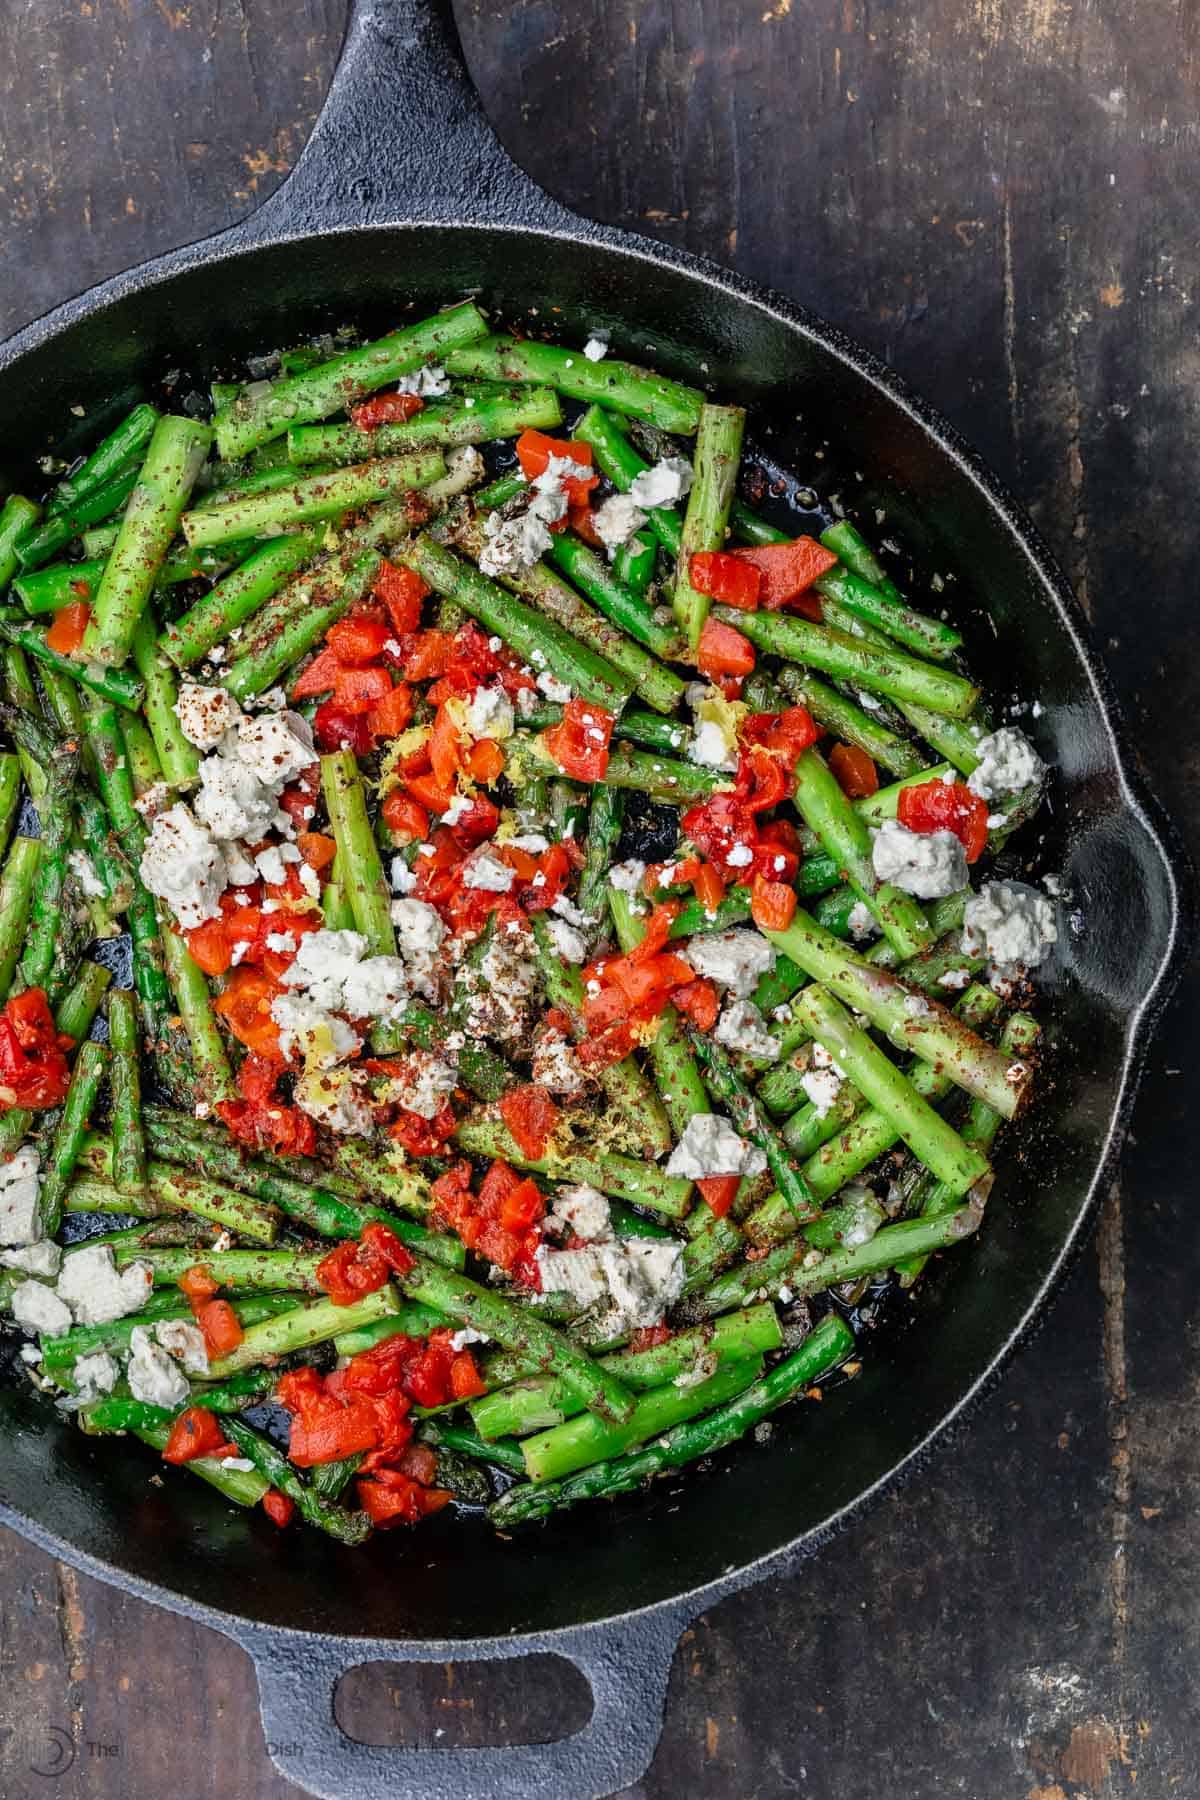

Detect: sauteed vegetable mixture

[0,303,1059,1537]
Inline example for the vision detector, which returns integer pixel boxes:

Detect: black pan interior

[0,224,1177,1643]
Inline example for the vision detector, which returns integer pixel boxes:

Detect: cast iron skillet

[0,3,1188,1795]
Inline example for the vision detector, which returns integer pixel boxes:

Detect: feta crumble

[0,1147,44,1247]
[665,1112,767,1179]
[139,804,227,929]
[962,882,1058,972]
[714,999,780,1061]
[967,726,1044,801]
[174,683,239,750]
[871,819,968,900]
[592,493,647,557]
[127,1325,190,1408]
[683,929,775,998]
[629,457,694,509]
[56,1244,153,1325]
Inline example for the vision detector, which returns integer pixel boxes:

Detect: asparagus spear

[490,1313,853,1523]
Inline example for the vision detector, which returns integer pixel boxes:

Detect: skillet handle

[234,0,577,241]
[240,1607,687,1800]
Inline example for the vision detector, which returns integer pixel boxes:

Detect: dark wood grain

[0,1,1196,1795]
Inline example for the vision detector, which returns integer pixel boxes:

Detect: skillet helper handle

[244,1609,687,1800]
[237,0,577,239]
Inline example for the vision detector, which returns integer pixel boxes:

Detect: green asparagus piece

[545,531,684,660]
[17,731,78,991]
[159,927,234,1100]
[37,1039,108,1238]
[403,534,634,714]
[471,1304,782,1439]
[207,1287,399,1378]
[79,416,213,666]
[688,1028,821,1223]
[520,1353,764,1483]
[490,1313,853,1523]
[443,336,705,434]
[673,404,745,650]
[106,990,146,1197]
[321,750,396,957]
[160,532,322,668]
[452,1113,694,1217]
[214,301,489,459]
[0,496,42,589]
[764,910,1030,1117]
[287,385,563,465]
[130,609,199,786]
[0,836,41,999]
[181,451,445,550]
[714,605,979,719]
[221,1417,372,1544]
[0,613,144,710]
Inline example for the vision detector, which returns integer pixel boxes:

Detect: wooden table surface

[0,2,1196,1795]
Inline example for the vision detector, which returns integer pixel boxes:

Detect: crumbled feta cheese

[71,1349,119,1401]
[544,914,587,963]
[440,794,473,827]
[155,1318,210,1375]
[714,999,780,1061]
[509,833,551,854]
[394,364,451,397]
[11,1280,72,1337]
[610,859,647,892]
[265,931,297,955]
[299,862,321,897]
[194,751,276,842]
[938,966,972,990]
[479,473,568,577]
[294,1066,374,1135]
[582,336,609,361]
[871,819,968,900]
[254,845,287,886]
[689,717,739,773]
[799,1067,843,1117]
[462,851,514,892]
[463,684,515,741]
[127,1325,189,1407]
[56,1244,153,1325]
[221,1457,256,1472]
[531,1025,587,1095]
[629,457,694,509]
[967,727,1044,801]
[383,1051,457,1119]
[140,804,227,929]
[221,840,259,887]
[282,929,369,1009]
[592,493,647,557]
[684,929,776,998]
[846,900,877,942]
[67,847,107,899]
[175,683,239,750]
[726,843,754,870]
[449,1326,490,1351]
[0,1147,44,1247]
[665,1112,767,1179]
[550,1183,610,1242]
[133,780,171,821]
[271,993,362,1067]
[2,1239,61,1278]
[962,882,1058,972]
[536,670,573,703]
[534,1238,684,1337]
[390,855,417,895]
[391,897,446,957]
[236,711,317,787]
[462,927,538,1043]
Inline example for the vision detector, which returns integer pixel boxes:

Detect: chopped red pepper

[315,1236,391,1306]
[687,551,762,609]
[290,642,345,700]
[543,698,614,783]
[696,617,755,679]
[696,1174,741,1217]
[514,429,598,508]
[46,601,91,655]
[382,790,430,845]
[499,1084,560,1160]
[897,778,989,863]
[828,742,880,799]
[195,1299,244,1359]
[326,615,392,666]
[749,873,797,932]
[727,537,838,610]
[359,1220,416,1278]
[162,1406,234,1465]
[351,391,424,429]
[0,988,71,1111]
[313,698,375,754]
[373,560,429,634]
[741,705,822,768]
[357,1470,451,1527]
[261,1489,296,1528]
